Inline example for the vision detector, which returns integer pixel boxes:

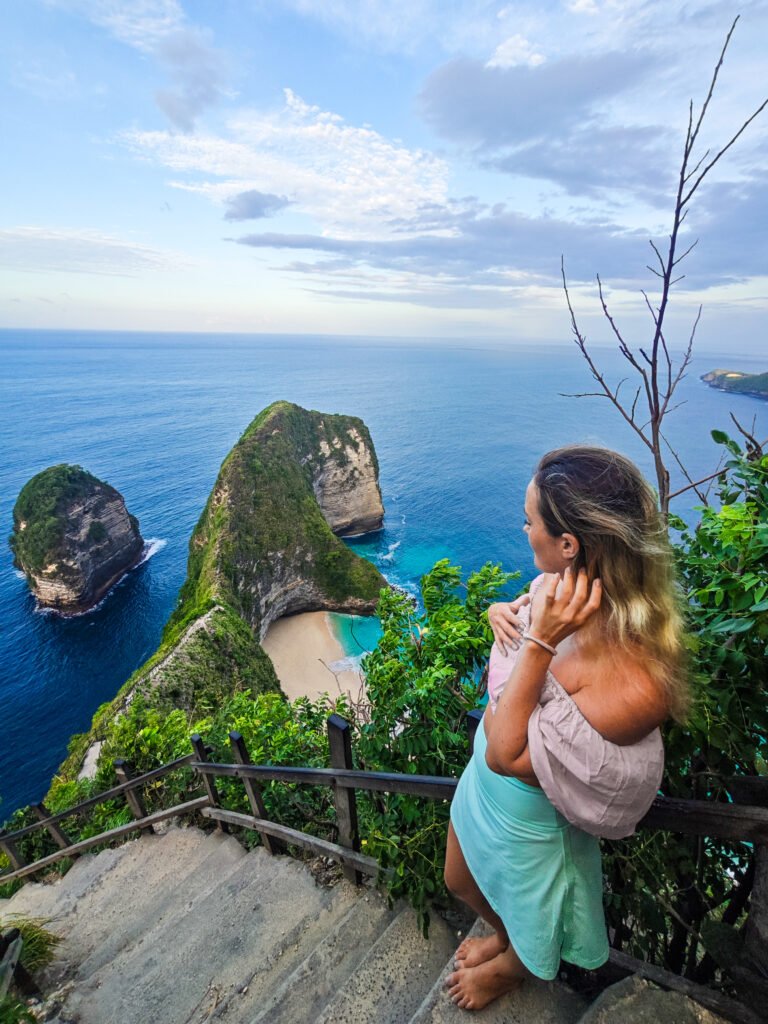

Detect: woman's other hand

[529,567,602,648]
[487,594,531,655]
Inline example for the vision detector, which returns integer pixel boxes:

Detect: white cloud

[486,34,545,69]
[122,89,449,238]
[0,227,186,275]
[566,0,600,14]
[48,0,225,129]
[47,0,185,52]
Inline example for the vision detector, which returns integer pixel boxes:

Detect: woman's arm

[484,568,602,777]
[483,644,552,776]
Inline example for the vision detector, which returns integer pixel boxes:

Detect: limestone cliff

[50,402,388,789]
[10,465,145,614]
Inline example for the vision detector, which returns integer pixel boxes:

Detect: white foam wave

[13,568,27,580]
[329,655,363,674]
[137,537,167,566]
[377,540,401,565]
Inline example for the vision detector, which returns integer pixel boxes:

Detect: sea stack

[10,464,145,614]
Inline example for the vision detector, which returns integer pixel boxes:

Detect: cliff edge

[51,401,388,791]
[10,464,145,614]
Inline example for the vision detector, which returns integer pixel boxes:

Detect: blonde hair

[534,445,689,722]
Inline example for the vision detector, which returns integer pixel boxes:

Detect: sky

[2,0,767,349]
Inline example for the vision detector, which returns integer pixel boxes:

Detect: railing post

[327,714,361,884]
[229,732,284,855]
[32,803,73,851]
[191,734,228,833]
[114,760,156,834]
[466,709,483,756]
[0,830,27,872]
[732,777,768,976]
[0,929,39,998]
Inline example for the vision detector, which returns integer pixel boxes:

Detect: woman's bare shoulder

[575,650,668,746]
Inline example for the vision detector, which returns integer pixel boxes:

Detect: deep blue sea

[2,329,766,820]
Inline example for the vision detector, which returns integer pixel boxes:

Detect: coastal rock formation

[49,401,388,789]
[175,400,387,640]
[10,465,145,614]
[702,368,768,399]
[311,423,385,536]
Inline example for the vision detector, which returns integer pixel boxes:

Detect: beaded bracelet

[522,630,557,657]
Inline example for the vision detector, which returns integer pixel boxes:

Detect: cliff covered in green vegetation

[10,464,144,614]
[51,401,388,791]
[702,368,768,398]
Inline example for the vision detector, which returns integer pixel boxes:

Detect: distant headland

[701,369,768,399]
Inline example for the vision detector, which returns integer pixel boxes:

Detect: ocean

[2,329,766,820]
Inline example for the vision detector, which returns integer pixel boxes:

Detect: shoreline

[262,611,365,703]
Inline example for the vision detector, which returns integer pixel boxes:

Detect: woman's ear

[560,532,580,561]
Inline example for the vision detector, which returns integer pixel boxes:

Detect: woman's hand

[529,567,602,649]
[487,594,531,655]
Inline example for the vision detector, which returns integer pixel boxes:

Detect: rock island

[10,464,145,614]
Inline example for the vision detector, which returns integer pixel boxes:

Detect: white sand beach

[262,611,365,703]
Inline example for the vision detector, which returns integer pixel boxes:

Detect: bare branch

[561,259,654,451]
[630,386,641,421]
[729,413,764,458]
[649,239,666,274]
[683,148,710,184]
[682,95,768,207]
[672,238,699,267]
[641,290,659,325]
[559,391,613,400]
[661,430,709,506]
[663,400,687,417]
[561,16,766,519]
[669,468,728,501]
[687,16,739,153]
[661,312,698,418]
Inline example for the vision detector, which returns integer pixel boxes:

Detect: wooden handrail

[0,796,210,884]
[190,762,459,800]
[200,807,383,878]
[1,752,197,843]
[189,761,768,843]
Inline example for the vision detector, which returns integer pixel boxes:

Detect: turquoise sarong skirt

[450,716,609,979]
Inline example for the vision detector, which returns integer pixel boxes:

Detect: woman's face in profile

[523,479,576,575]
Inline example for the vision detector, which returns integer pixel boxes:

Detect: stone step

[313,907,460,1024]
[70,829,248,978]
[244,887,398,1024]
[410,919,587,1024]
[4,824,207,927]
[576,975,730,1024]
[64,850,359,1024]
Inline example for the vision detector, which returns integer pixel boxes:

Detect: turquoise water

[2,329,766,819]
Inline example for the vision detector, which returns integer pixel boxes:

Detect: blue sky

[2,0,767,350]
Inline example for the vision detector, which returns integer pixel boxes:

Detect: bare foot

[454,931,508,968]
[445,948,524,1011]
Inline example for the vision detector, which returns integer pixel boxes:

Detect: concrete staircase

[0,823,590,1023]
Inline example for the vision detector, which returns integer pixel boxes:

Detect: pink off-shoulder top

[486,575,664,840]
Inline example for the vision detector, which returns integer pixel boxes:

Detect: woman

[444,445,688,1011]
